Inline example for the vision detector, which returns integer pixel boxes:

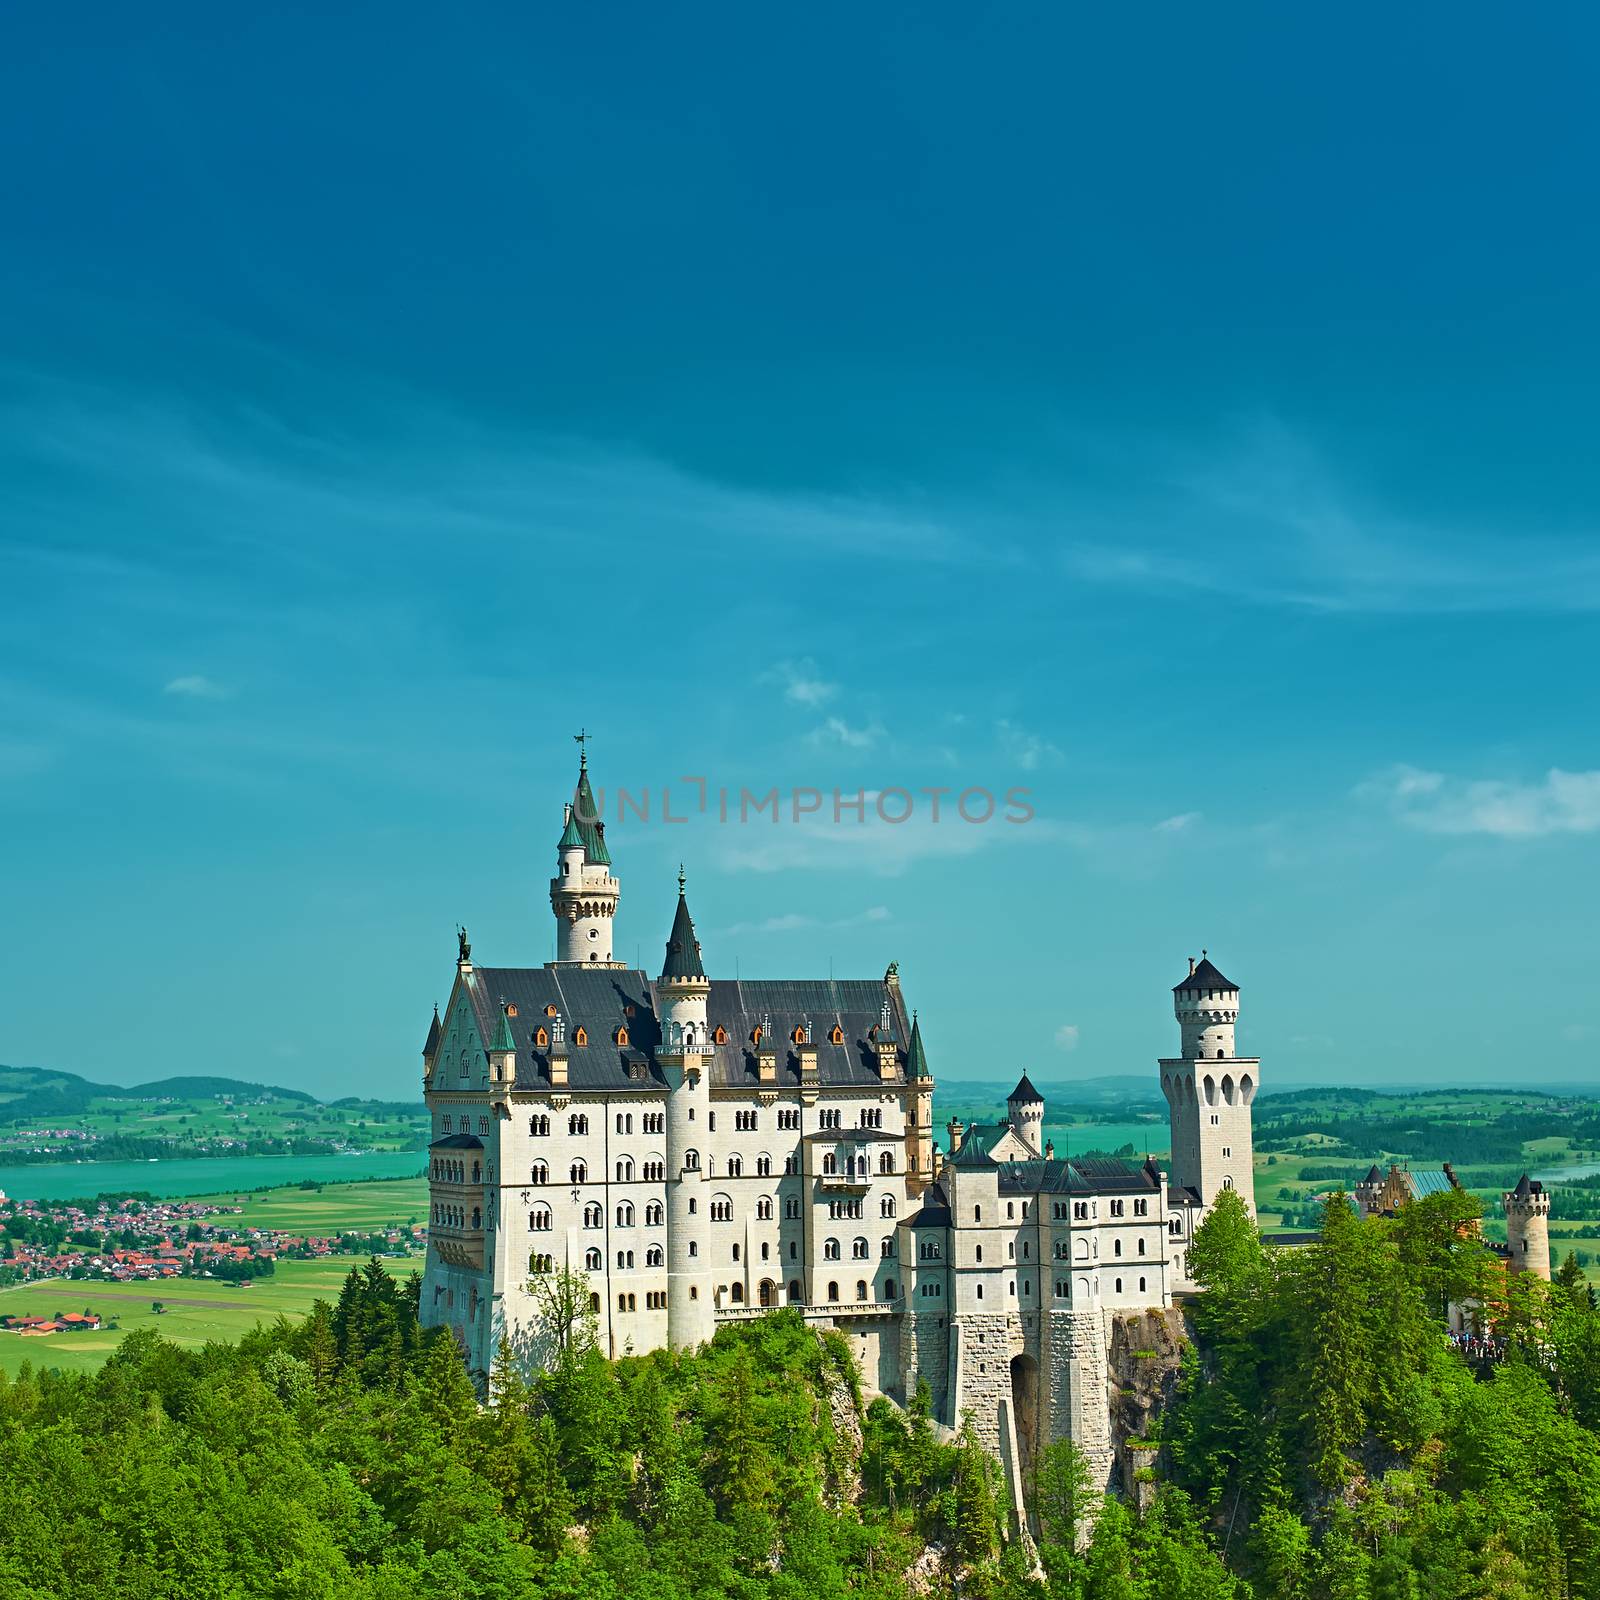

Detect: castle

[419,746,1263,1492]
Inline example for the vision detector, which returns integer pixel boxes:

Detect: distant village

[0,1186,423,1337]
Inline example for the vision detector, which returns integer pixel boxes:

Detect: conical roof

[1008,1072,1044,1105]
[491,1004,516,1053]
[907,1012,931,1080]
[660,870,706,981]
[422,1004,441,1060]
[572,759,610,865]
[1174,955,1236,992]
[558,808,584,852]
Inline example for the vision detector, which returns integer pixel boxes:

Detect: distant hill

[2,1063,326,1121]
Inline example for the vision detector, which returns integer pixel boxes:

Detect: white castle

[420,746,1261,1489]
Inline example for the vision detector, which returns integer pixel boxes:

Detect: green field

[0,1256,388,1377]
[184,1175,428,1232]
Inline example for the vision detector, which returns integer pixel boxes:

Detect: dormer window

[616,1025,629,1047]
[713,1025,727,1045]
[535,1027,549,1048]
[793,1026,807,1045]
[545,1004,558,1017]
[574,1026,588,1047]
[829,1025,844,1045]
[751,1026,763,1046]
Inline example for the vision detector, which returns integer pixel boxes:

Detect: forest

[2,1191,1598,1598]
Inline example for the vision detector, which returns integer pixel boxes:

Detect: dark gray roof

[460,967,913,1094]
[660,887,706,981]
[995,1156,1163,1196]
[422,1005,441,1060]
[1174,956,1236,993]
[907,1201,952,1229]
[1510,1173,1544,1199]
[1363,1164,1383,1184]
[907,1012,931,1080]
[1008,1073,1044,1105]
[429,1132,483,1150]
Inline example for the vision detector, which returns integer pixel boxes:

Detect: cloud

[996,718,1064,771]
[163,674,228,700]
[716,904,894,938]
[718,793,1042,876]
[1054,1024,1080,1051]
[1054,419,1600,615]
[1154,811,1200,834]
[808,716,884,751]
[766,658,838,709]
[1360,764,1600,838]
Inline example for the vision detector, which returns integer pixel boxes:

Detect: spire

[422,1004,441,1060]
[660,867,706,981]
[558,805,584,852]
[907,1010,931,1080]
[570,745,610,866]
[491,1003,516,1054]
[1174,954,1235,992]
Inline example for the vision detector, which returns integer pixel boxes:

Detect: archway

[1010,1353,1040,1481]
[759,1279,777,1308]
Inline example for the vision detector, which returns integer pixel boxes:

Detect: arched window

[645,1202,664,1226]
[727,1155,743,1177]
[788,1279,802,1302]
[647,1245,664,1267]
[584,1203,602,1228]
[617,1201,635,1226]
[824,1237,841,1261]
[756,1197,773,1220]
[881,1235,895,1257]
[879,1152,893,1174]
[585,1248,602,1270]
[1114,1239,1123,1257]
[882,1278,897,1300]
[616,1157,634,1181]
[756,1154,771,1176]
[853,1237,869,1259]
[823,1153,837,1175]
[881,1196,896,1218]
[731,1282,744,1303]
[530,1206,551,1231]
[828,1281,840,1303]
[529,1113,548,1136]
[570,1160,587,1184]
[1139,1276,1147,1292]
[974,1205,982,1223]
[856,1279,868,1301]
[531,1162,549,1186]
[785,1197,800,1219]
[684,1149,700,1171]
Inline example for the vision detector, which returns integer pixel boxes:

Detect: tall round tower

[548,746,623,966]
[1160,953,1259,1217]
[1503,1174,1551,1281]
[1006,1073,1045,1158]
[659,869,715,1349]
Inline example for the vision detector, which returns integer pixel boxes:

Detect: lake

[0,1150,426,1204]
[1041,1121,1170,1159]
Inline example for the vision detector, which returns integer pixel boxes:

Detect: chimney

[1188,956,1196,976]
[947,1117,964,1154]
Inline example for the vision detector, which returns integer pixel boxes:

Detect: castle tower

[658,868,715,1349]
[549,743,623,966]
[1160,954,1258,1216]
[1503,1174,1551,1281]
[905,1006,936,1196]
[1006,1074,1045,1158]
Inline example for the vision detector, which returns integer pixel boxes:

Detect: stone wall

[1107,1307,1188,1508]
[899,1311,950,1420]
[1043,1307,1114,1492]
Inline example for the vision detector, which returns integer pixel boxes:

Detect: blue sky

[2,5,1598,1098]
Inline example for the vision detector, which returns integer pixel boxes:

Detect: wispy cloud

[717,905,891,938]
[1055,419,1600,615]
[996,718,1064,771]
[766,658,838,709]
[1054,1023,1080,1051]
[163,673,229,700]
[1154,811,1200,834]
[807,716,884,751]
[1360,763,1600,838]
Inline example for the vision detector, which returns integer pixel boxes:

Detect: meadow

[0,1255,380,1377]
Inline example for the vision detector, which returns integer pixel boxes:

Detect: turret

[1160,952,1259,1217]
[422,1003,441,1082]
[549,741,623,966]
[904,1005,935,1195]
[1007,1073,1045,1158]
[1503,1174,1551,1281]
[658,868,715,1349]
